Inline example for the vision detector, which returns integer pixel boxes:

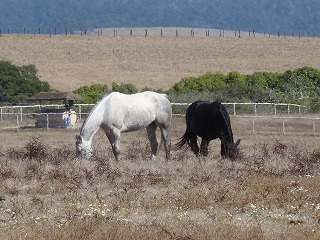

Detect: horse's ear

[235,139,241,148]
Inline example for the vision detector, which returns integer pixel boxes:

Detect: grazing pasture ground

[1,32,320,239]
[0,116,319,239]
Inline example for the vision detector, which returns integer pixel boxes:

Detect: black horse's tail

[175,131,190,149]
[218,103,234,143]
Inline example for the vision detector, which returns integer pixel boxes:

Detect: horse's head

[75,135,93,159]
[221,139,241,159]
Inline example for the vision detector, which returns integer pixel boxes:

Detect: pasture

[1,33,320,239]
[0,115,319,239]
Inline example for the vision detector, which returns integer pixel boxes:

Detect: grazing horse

[76,91,172,160]
[176,101,240,158]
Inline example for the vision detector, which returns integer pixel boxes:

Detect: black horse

[176,101,240,158]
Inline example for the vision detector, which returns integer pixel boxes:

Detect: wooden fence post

[46,114,49,130]
[16,115,20,132]
[313,121,316,135]
[20,107,23,122]
[252,120,255,134]
[79,105,82,121]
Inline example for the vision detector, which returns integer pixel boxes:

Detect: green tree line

[167,67,320,112]
[2,60,320,112]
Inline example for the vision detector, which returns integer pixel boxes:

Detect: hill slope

[1,34,320,92]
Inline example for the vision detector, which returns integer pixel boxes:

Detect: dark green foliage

[167,67,320,112]
[167,72,228,94]
[112,82,137,94]
[73,84,108,103]
[0,61,50,104]
[141,86,164,93]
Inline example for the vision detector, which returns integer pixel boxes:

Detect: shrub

[112,82,137,94]
[74,84,108,103]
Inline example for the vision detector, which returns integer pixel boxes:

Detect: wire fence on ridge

[0,27,317,38]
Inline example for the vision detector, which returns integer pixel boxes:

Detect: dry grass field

[0,116,320,239]
[1,33,320,239]
[1,34,320,91]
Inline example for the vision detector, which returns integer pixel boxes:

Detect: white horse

[76,91,172,160]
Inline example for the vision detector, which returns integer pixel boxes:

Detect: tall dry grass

[0,136,319,240]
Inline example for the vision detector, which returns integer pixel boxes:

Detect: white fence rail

[2,102,318,135]
[232,115,320,135]
[0,102,308,122]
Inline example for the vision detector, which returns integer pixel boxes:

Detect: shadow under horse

[176,101,240,158]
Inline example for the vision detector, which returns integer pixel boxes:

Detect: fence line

[233,115,320,135]
[0,27,318,38]
[171,102,306,115]
[0,102,307,122]
[1,112,320,135]
[0,102,314,134]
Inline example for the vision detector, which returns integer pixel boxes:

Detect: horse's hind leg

[200,139,209,156]
[159,125,171,160]
[146,122,158,159]
[189,137,200,156]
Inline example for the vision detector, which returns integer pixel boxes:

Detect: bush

[167,67,320,112]
[112,82,138,94]
[74,84,108,103]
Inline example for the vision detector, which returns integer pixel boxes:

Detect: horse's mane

[80,92,111,134]
[217,103,234,143]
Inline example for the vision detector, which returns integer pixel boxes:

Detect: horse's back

[186,101,231,139]
[103,91,171,130]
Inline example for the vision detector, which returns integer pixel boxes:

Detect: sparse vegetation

[0,131,319,239]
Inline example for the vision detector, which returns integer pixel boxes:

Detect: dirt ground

[1,34,320,91]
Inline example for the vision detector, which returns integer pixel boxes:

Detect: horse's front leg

[220,139,228,158]
[146,123,158,159]
[200,139,209,156]
[106,128,121,161]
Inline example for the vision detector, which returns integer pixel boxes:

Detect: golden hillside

[1,34,320,91]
